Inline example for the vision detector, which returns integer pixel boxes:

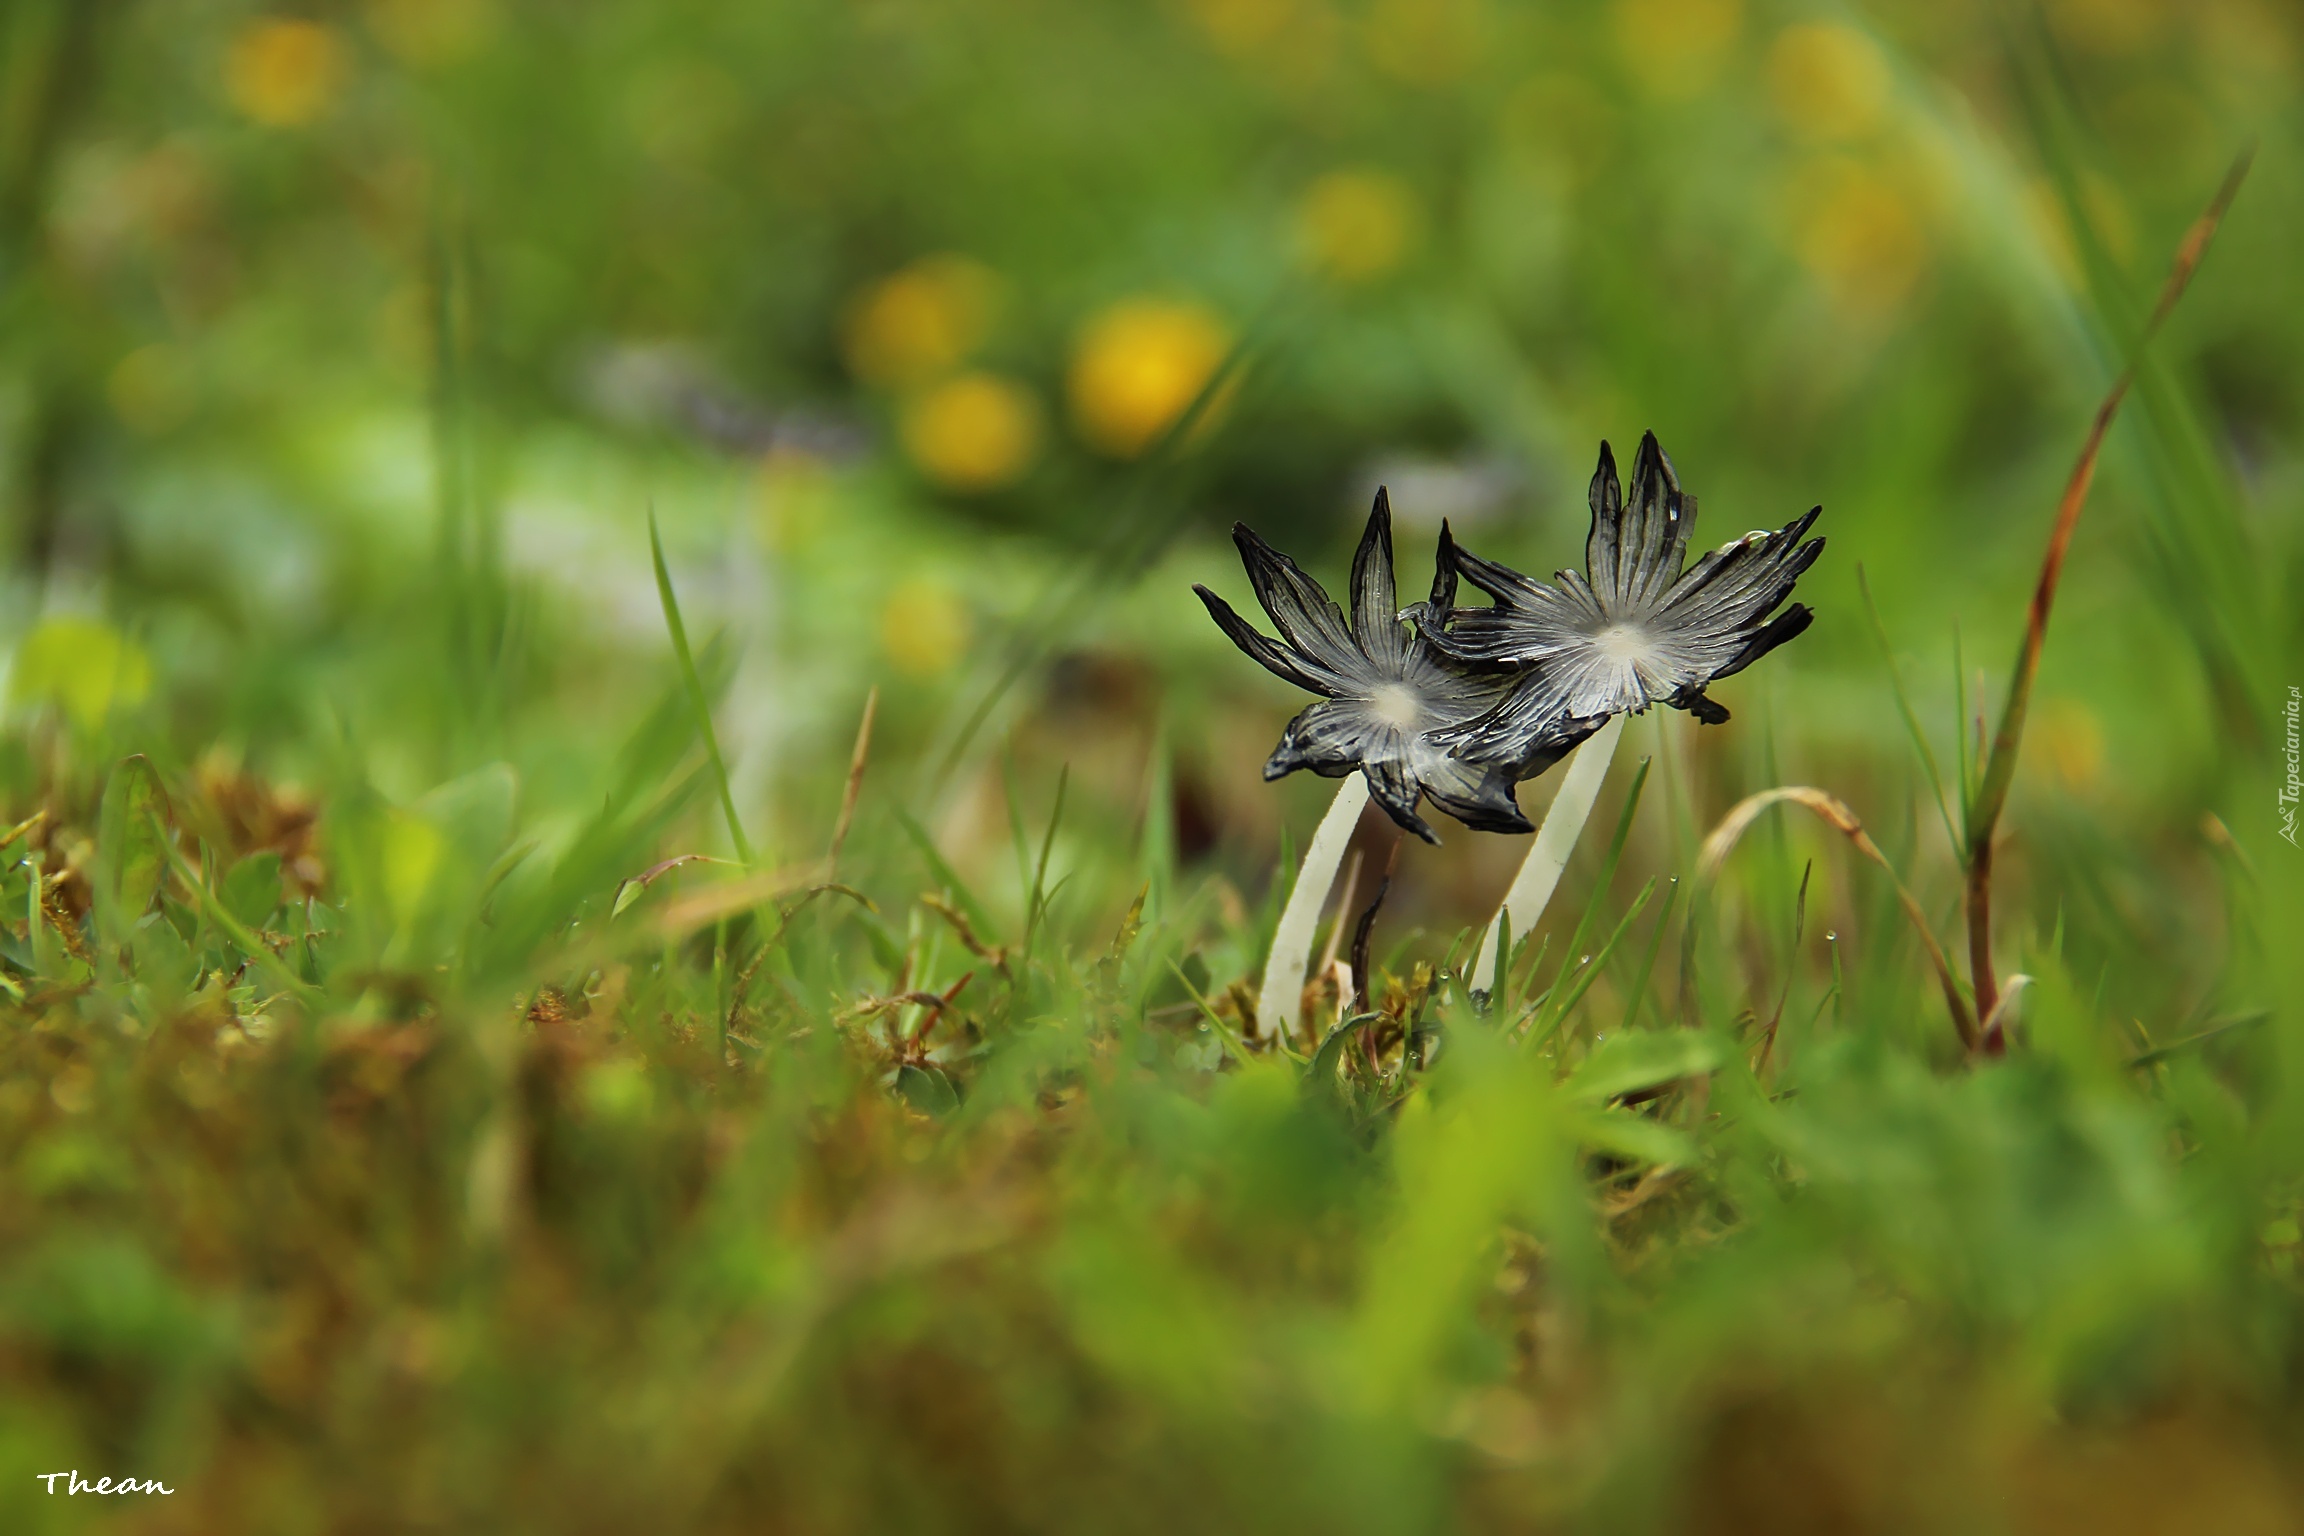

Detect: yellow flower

[842,255,1000,389]
[1296,170,1420,285]
[1186,0,1301,58]
[1183,0,1345,96]
[226,20,348,128]
[1361,0,1484,87]
[1767,24,1891,144]
[1068,299,1231,459]
[901,373,1043,494]
[2044,0,2168,55]
[1781,155,1927,316]
[1608,0,1743,99]
[879,577,972,680]
[367,0,498,69]
[2033,699,2106,792]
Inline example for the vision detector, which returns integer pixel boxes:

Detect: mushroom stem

[1471,715,1626,997]
[1256,773,1370,1047]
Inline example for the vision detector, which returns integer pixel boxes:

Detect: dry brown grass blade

[0,811,46,853]
[1964,148,2251,1032]
[653,867,827,939]
[1698,786,1977,1052]
[826,685,879,879]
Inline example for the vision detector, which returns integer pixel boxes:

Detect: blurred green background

[2,0,2302,1530]
[6,0,2298,988]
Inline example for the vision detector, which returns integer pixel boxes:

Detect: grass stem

[1964,149,2248,1038]
[649,509,754,868]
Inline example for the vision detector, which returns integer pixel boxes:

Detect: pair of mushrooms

[1196,433,1824,1036]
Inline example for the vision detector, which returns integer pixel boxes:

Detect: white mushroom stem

[1471,714,1626,996]
[1256,773,1370,1046]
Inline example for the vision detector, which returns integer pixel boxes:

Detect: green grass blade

[648,508,753,868]
[1856,565,1960,856]
[1951,622,1971,818]
[1529,876,1658,1050]
[1529,757,1651,1038]
[1619,877,1680,1033]
[894,806,999,943]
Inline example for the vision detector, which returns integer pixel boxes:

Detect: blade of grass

[1697,786,1977,1052]
[2129,1009,2271,1069]
[1020,766,1070,964]
[1140,711,1176,918]
[1529,876,1659,1051]
[649,508,753,868]
[160,823,323,1010]
[1619,877,1680,1033]
[1347,837,1400,1017]
[1857,564,1961,857]
[1964,150,2249,1035]
[825,686,878,879]
[1952,622,1972,817]
[1754,860,1812,1075]
[1527,757,1651,1039]
[2013,35,2266,737]
[1166,959,1255,1066]
[895,808,997,938]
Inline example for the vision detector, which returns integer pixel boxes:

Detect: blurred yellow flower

[1184,0,1343,94]
[1187,0,1299,58]
[879,577,972,680]
[843,255,1000,389]
[108,345,194,435]
[1782,155,1927,316]
[367,0,498,69]
[1609,0,1742,99]
[1767,24,1890,144]
[2044,0,2168,54]
[226,20,348,128]
[901,373,1043,493]
[2034,699,2106,792]
[1296,170,1420,284]
[1068,299,1231,459]
[10,617,152,731]
[1362,0,1483,87]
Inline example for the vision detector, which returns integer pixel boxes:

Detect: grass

[0,513,2297,1530]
